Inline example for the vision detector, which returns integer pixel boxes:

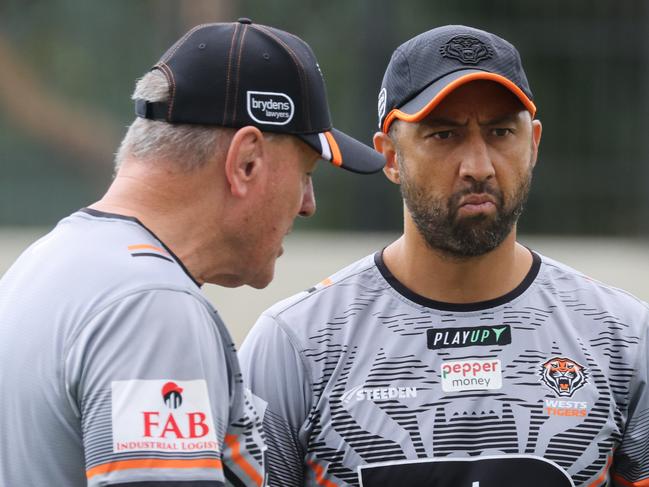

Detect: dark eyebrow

[420,112,522,129]
[420,117,468,128]
[479,113,521,126]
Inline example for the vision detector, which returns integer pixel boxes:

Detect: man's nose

[458,134,495,183]
[299,178,316,217]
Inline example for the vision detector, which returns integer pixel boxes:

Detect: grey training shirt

[0,209,265,487]
[240,250,649,487]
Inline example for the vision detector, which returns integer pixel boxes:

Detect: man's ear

[530,119,542,169]
[224,126,266,197]
[373,131,400,184]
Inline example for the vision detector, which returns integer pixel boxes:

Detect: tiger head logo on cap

[439,35,493,65]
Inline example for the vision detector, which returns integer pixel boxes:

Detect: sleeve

[64,288,261,487]
[238,313,312,487]
[612,310,649,486]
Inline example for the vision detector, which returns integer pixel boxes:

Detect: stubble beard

[400,163,532,259]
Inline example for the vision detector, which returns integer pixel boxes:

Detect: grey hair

[388,119,404,168]
[114,70,231,171]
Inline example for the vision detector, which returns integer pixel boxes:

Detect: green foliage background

[1,0,648,234]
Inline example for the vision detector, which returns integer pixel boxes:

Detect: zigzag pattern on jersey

[229,393,266,467]
[374,311,433,336]
[615,408,649,482]
[503,306,554,331]
[365,351,432,458]
[432,403,520,455]
[302,286,383,412]
[302,342,358,484]
[263,408,304,487]
[560,338,618,485]
[301,286,406,486]
[500,349,551,453]
[304,344,350,411]
[282,260,649,486]
[311,346,410,484]
[566,295,646,484]
[373,305,555,337]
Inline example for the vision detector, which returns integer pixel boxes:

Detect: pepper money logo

[247,91,294,126]
[427,325,511,350]
[162,381,183,409]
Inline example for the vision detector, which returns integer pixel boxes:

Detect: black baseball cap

[135,19,385,174]
[378,25,537,133]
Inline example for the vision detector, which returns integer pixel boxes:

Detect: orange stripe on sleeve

[86,458,222,479]
[588,455,613,487]
[612,473,649,487]
[224,434,263,487]
[323,131,343,167]
[128,244,168,254]
[306,459,338,487]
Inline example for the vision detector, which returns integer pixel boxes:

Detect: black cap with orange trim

[378,25,536,133]
[135,19,385,174]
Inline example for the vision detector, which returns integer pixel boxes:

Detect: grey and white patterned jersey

[239,250,649,487]
[0,209,265,487]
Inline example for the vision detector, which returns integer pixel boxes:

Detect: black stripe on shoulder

[80,207,201,287]
[131,252,174,263]
[224,465,248,487]
[108,482,224,487]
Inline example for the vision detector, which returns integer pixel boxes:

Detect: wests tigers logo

[440,35,493,65]
[540,357,588,397]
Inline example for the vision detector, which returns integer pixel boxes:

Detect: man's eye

[430,130,454,140]
[491,128,513,136]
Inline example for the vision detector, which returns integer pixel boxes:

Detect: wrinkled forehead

[427,80,531,121]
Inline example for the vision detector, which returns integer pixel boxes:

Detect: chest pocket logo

[540,357,588,397]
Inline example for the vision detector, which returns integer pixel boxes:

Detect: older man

[240,25,649,487]
[0,19,384,487]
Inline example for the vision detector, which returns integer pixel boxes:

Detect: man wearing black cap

[0,20,384,487]
[239,25,649,486]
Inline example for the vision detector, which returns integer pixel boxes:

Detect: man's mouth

[457,194,497,214]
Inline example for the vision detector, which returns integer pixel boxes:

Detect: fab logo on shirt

[111,379,219,453]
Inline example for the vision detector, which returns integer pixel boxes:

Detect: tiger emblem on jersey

[540,357,587,397]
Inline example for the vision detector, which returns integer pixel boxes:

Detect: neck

[383,220,533,305]
[89,159,232,285]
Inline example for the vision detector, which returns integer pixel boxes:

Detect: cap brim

[298,128,385,174]
[382,69,537,133]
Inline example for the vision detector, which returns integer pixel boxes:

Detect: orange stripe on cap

[382,71,537,133]
[612,473,649,487]
[86,458,222,479]
[128,244,168,254]
[224,434,263,487]
[323,131,343,167]
[307,459,338,487]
